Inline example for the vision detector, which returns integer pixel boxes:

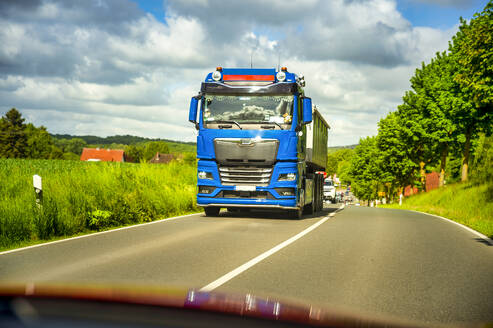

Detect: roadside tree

[0,108,27,158]
[449,1,493,181]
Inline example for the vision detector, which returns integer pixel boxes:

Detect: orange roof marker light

[281,67,287,72]
[216,67,222,71]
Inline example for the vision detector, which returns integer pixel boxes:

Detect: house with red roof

[80,148,125,162]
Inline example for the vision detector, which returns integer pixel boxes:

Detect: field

[381,181,493,238]
[0,159,199,250]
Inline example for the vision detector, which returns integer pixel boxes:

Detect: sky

[0,0,489,146]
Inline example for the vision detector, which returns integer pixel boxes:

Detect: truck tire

[204,207,220,216]
[290,208,303,220]
[304,202,314,215]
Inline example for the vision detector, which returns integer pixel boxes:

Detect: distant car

[323,179,336,203]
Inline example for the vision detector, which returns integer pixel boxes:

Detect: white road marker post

[33,174,43,207]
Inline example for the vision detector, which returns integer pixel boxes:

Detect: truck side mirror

[302,97,312,124]
[189,97,199,130]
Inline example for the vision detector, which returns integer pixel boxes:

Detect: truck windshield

[203,95,294,125]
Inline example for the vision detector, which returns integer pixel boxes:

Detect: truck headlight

[198,171,213,180]
[278,173,296,181]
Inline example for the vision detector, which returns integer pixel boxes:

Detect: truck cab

[323,179,336,203]
[189,67,329,218]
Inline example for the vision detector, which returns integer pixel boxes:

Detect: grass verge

[380,181,493,238]
[0,159,200,251]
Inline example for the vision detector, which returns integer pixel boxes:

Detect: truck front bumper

[197,196,298,209]
[197,160,299,209]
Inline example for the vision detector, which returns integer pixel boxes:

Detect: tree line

[0,108,194,162]
[333,2,492,203]
[51,134,195,147]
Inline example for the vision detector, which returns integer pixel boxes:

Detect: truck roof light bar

[223,75,274,82]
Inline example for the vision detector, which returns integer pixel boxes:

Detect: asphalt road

[1,205,492,325]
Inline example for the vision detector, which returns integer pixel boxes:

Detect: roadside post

[33,174,42,207]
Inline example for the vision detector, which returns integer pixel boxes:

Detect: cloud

[0,0,460,145]
[412,0,475,8]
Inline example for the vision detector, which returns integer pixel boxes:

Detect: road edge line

[0,212,200,256]
[409,210,493,245]
[200,205,344,292]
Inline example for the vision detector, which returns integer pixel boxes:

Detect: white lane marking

[0,212,200,256]
[410,210,493,245]
[200,207,344,292]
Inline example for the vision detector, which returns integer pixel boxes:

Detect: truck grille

[218,166,273,186]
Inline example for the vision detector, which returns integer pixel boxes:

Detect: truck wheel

[304,202,314,215]
[290,208,303,220]
[204,207,220,216]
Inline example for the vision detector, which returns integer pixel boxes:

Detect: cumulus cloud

[0,0,461,144]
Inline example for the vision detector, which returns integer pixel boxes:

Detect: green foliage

[0,109,64,160]
[470,134,493,184]
[62,152,80,160]
[88,209,113,230]
[451,1,493,110]
[348,137,381,202]
[0,159,199,250]
[51,133,196,153]
[143,141,169,161]
[1,110,196,162]
[347,3,492,200]
[25,124,63,159]
[376,112,416,198]
[55,138,87,155]
[124,141,176,162]
[449,2,493,180]
[124,144,145,163]
[182,152,197,165]
[0,108,28,158]
[326,148,354,185]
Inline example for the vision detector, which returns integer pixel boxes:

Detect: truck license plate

[235,185,256,191]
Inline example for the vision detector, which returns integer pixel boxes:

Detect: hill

[327,144,357,153]
[51,134,195,146]
[51,134,196,153]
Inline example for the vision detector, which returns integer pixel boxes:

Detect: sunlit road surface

[1,204,493,325]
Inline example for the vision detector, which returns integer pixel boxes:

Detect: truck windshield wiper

[260,121,284,130]
[240,121,284,130]
[213,120,242,130]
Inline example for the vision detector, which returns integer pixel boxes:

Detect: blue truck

[188,67,330,219]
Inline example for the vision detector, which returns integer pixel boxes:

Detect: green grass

[0,159,200,250]
[381,182,493,238]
